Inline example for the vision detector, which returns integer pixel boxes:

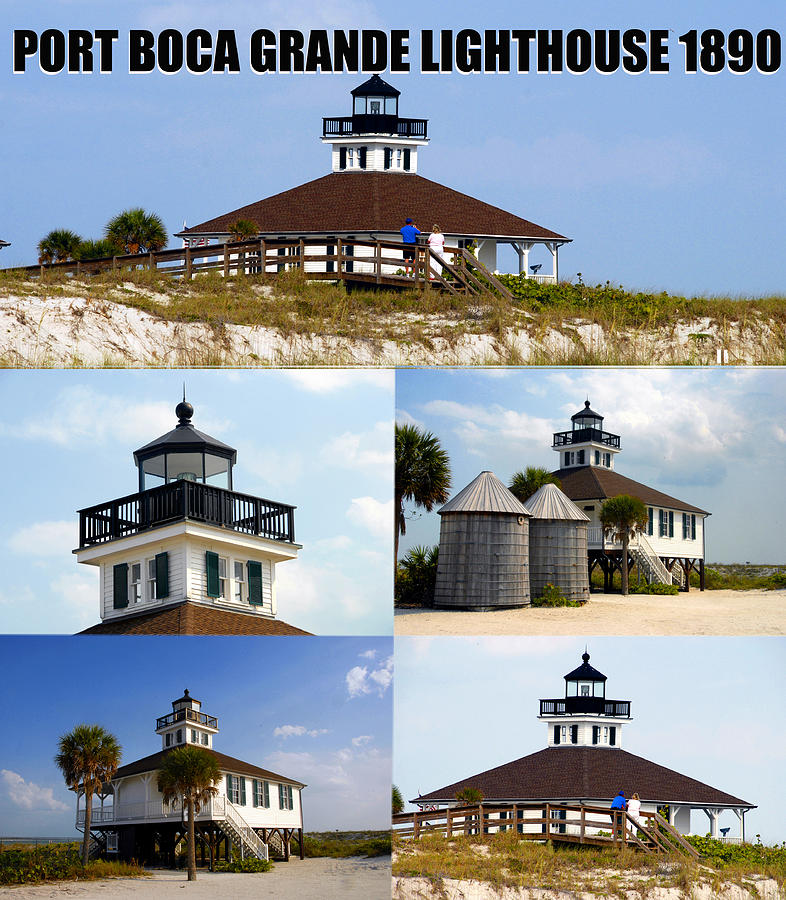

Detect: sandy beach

[0,857,391,900]
[394,589,786,636]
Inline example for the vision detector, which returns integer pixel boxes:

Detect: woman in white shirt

[427,225,447,279]
[626,792,642,835]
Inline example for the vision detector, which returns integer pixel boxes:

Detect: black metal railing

[539,698,631,717]
[552,428,621,449]
[78,481,296,548]
[322,115,428,138]
[156,708,218,729]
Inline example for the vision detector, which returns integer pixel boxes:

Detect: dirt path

[394,589,786,635]
[0,857,392,899]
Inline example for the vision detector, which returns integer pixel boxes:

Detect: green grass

[2,268,785,366]
[0,842,148,885]
[393,832,786,897]
[304,830,391,858]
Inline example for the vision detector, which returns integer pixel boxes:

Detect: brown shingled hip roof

[77,602,311,636]
[182,173,569,242]
[552,467,709,516]
[115,747,305,788]
[414,747,751,808]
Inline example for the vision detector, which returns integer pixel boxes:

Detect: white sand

[0,857,391,899]
[395,589,786,636]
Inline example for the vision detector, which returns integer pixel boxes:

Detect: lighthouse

[76,397,309,635]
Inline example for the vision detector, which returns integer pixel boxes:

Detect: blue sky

[0,369,393,635]
[0,635,392,835]
[394,637,786,843]
[396,367,786,564]
[2,0,784,296]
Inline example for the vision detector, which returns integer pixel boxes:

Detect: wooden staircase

[216,801,269,861]
[631,534,677,587]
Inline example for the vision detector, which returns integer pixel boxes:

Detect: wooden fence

[392,802,699,858]
[4,237,513,302]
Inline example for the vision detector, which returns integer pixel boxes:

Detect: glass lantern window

[354,96,365,114]
[142,456,166,489]
[166,452,204,483]
[385,96,397,114]
[567,681,577,697]
[204,454,230,488]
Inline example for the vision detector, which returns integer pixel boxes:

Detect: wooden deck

[3,237,514,302]
[393,802,699,859]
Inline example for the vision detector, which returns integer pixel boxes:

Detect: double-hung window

[278,784,294,811]
[227,774,246,805]
[253,780,270,808]
[234,561,245,602]
[147,559,158,600]
[130,563,142,603]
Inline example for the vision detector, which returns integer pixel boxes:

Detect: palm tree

[227,219,259,242]
[54,724,121,866]
[392,785,404,816]
[105,208,167,254]
[600,494,649,596]
[37,228,82,264]
[395,424,451,568]
[157,746,220,881]
[74,238,117,261]
[396,544,439,607]
[508,467,561,504]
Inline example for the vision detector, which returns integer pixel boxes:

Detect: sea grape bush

[0,843,82,884]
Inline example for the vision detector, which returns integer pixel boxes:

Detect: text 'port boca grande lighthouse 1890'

[74,397,308,635]
[179,75,569,279]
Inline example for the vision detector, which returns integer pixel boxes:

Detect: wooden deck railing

[78,480,296,548]
[5,237,514,302]
[393,802,699,859]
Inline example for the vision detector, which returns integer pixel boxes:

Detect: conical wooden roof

[524,482,589,522]
[439,471,531,516]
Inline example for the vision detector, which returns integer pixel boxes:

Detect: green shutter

[113,563,129,609]
[226,773,233,798]
[239,777,246,805]
[206,551,220,597]
[263,781,270,808]
[155,552,169,598]
[247,561,263,605]
[278,783,284,809]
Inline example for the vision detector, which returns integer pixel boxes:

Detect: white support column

[733,808,745,842]
[705,808,719,837]
[546,242,558,281]
[476,240,497,273]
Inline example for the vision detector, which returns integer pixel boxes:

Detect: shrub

[0,844,146,885]
[531,583,585,607]
[214,857,273,873]
[395,545,439,607]
[628,582,680,595]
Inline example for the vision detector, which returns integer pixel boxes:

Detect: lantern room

[564,651,606,699]
[133,399,237,492]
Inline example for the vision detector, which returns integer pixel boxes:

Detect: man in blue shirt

[400,217,420,276]
[610,790,627,839]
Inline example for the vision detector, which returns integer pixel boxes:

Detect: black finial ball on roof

[183,688,190,698]
[582,651,590,663]
[175,400,194,424]
[584,400,591,409]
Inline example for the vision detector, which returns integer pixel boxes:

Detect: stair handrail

[633,533,674,584]
[223,800,268,860]
[647,811,700,859]
[457,248,515,301]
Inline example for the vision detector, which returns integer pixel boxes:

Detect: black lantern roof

[571,400,603,423]
[350,74,400,97]
[133,400,237,466]
[564,651,607,683]
[173,688,198,707]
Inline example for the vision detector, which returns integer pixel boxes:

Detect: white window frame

[348,147,354,167]
[201,733,209,746]
[191,729,198,743]
[218,556,227,599]
[396,148,402,167]
[146,558,158,601]
[254,780,271,808]
[278,783,294,811]
[130,561,143,604]
[233,560,245,603]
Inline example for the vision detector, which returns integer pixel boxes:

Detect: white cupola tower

[321,74,429,174]
[552,400,621,471]
[75,395,301,629]
[155,689,219,750]
[538,652,632,749]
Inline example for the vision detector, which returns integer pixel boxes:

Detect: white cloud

[346,655,393,698]
[0,385,230,450]
[273,724,329,739]
[0,770,68,812]
[8,521,76,557]
[50,572,99,630]
[351,735,373,747]
[275,559,369,622]
[320,420,392,471]
[346,496,392,540]
[359,649,377,659]
[281,370,392,394]
[239,444,305,487]
[312,535,353,552]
